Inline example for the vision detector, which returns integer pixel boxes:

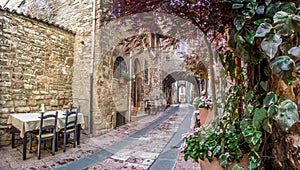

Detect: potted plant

[120,71,133,84]
[180,76,298,170]
[180,84,251,169]
[193,95,213,126]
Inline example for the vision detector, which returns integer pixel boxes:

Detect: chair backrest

[64,104,80,130]
[69,104,80,114]
[39,111,58,137]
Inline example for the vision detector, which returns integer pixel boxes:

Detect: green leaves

[261,34,282,59]
[256,5,265,15]
[233,3,244,9]
[270,56,295,83]
[234,16,245,31]
[218,154,228,168]
[275,99,299,131]
[262,118,272,133]
[260,81,268,91]
[296,61,300,74]
[251,131,262,145]
[273,11,294,36]
[243,126,255,137]
[249,159,260,169]
[288,47,300,59]
[253,108,267,129]
[267,104,277,118]
[213,146,221,156]
[255,23,273,37]
[244,30,255,45]
[245,91,254,104]
[233,164,244,170]
[292,15,300,32]
[263,92,277,107]
[287,76,297,85]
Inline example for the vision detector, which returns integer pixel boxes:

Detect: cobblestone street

[0,105,199,170]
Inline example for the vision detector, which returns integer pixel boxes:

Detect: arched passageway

[162,71,208,104]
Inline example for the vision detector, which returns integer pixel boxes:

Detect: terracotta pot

[119,77,126,84]
[200,156,250,170]
[200,158,223,170]
[132,107,138,116]
[198,108,214,126]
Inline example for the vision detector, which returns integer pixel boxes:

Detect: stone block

[9,107,14,112]
[0,87,7,94]
[32,95,44,100]
[0,108,9,113]
[0,72,10,80]
[1,95,11,100]
[49,99,58,106]
[0,82,12,87]
[106,115,113,122]
[0,59,8,66]
[15,106,30,113]
[32,91,40,95]
[14,100,26,107]
[24,84,33,90]
[40,91,49,95]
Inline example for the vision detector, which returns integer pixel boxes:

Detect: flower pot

[198,108,213,126]
[200,156,250,170]
[132,106,138,116]
[119,77,126,84]
[200,158,223,170]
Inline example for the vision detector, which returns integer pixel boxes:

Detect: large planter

[200,156,250,170]
[198,108,214,126]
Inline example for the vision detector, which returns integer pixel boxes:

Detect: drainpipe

[128,51,132,122]
[90,0,96,135]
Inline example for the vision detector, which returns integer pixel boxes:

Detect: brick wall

[0,9,75,146]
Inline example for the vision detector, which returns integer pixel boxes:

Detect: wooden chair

[30,111,58,160]
[60,104,80,152]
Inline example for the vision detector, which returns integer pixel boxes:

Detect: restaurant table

[7,110,85,160]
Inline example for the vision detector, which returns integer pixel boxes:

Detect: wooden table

[7,110,85,160]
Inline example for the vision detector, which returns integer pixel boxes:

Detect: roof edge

[0,5,76,35]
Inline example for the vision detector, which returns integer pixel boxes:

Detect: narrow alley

[1,105,199,170]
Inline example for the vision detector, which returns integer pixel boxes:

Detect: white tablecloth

[7,110,85,138]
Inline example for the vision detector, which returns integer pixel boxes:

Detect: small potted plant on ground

[120,71,133,84]
[193,91,213,126]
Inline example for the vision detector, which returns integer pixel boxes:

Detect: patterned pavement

[0,104,199,170]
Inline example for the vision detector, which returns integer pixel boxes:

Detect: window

[113,56,127,79]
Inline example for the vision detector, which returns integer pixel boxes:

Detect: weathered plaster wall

[0,9,75,145]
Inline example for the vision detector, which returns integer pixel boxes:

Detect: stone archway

[162,71,202,96]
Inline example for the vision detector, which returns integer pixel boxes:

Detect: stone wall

[1,0,96,134]
[0,9,75,146]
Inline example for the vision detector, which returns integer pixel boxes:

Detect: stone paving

[0,104,199,170]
